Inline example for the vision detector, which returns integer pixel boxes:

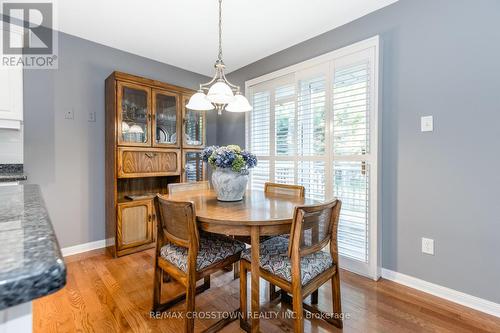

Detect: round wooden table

[168,189,319,333]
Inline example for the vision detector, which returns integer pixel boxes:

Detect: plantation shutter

[332,51,374,265]
[297,74,327,200]
[250,91,271,156]
[246,38,378,279]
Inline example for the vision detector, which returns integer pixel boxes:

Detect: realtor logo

[1,1,58,68]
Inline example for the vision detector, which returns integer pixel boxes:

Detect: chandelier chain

[218,0,223,61]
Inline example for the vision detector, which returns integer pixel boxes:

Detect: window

[245,37,379,279]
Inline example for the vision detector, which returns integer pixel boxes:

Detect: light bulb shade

[186,92,214,110]
[207,81,234,104]
[226,94,252,112]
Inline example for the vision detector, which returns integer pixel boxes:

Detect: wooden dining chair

[263,182,306,300]
[240,199,343,333]
[152,195,246,333]
[168,180,210,194]
[264,182,305,198]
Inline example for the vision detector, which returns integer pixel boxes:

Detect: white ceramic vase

[211,168,248,202]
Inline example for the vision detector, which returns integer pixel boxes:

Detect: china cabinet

[105,71,207,257]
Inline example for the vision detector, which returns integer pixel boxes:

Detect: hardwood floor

[34,248,500,333]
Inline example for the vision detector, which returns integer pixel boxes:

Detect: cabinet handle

[145,152,156,158]
[148,214,152,222]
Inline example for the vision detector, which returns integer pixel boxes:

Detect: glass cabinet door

[117,82,151,146]
[183,150,206,182]
[153,90,180,147]
[182,95,206,147]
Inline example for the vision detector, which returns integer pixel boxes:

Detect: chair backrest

[288,199,342,260]
[155,195,199,250]
[168,181,210,195]
[264,182,305,198]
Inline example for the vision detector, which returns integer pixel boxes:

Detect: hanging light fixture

[186,0,252,115]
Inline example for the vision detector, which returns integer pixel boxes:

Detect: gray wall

[221,0,500,303]
[24,32,213,248]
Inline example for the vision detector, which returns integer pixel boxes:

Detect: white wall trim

[61,239,107,257]
[381,268,500,318]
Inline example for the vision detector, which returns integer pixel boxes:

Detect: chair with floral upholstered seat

[152,195,245,333]
[240,199,343,333]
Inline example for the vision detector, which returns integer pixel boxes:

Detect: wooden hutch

[105,71,207,257]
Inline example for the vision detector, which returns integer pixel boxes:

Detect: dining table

[167,188,320,333]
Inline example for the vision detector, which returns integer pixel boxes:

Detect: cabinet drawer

[118,148,180,178]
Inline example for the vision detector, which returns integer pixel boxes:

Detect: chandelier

[186,0,252,115]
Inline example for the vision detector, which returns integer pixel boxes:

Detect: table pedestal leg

[250,226,260,333]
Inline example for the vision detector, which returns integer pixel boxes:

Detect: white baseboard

[61,239,107,257]
[381,268,500,318]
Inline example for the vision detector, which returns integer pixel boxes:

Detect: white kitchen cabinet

[0,29,23,130]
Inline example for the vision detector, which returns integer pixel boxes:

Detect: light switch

[88,111,96,122]
[421,116,433,132]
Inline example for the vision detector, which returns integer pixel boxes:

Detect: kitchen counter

[0,173,27,182]
[0,184,66,310]
[0,164,27,182]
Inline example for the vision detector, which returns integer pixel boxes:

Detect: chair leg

[239,261,248,323]
[311,289,319,305]
[292,286,304,333]
[152,265,162,311]
[204,275,211,289]
[269,283,279,301]
[233,262,240,280]
[331,272,343,329]
[185,277,197,333]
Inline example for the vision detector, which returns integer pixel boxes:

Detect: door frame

[245,36,381,280]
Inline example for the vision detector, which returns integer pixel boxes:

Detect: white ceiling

[58,0,398,76]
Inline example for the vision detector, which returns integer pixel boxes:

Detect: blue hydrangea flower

[202,146,218,162]
[202,145,257,173]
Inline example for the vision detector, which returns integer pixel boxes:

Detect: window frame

[245,36,380,280]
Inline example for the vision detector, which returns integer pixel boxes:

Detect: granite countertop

[0,184,66,310]
[0,164,27,182]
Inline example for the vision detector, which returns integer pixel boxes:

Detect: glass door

[182,95,206,148]
[246,38,380,280]
[153,90,180,147]
[331,48,378,279]
[182,150,206,182]
[117,82,151,146]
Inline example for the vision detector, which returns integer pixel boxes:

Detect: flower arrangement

[202,145,257,174]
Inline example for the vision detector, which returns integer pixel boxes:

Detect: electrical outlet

[422,237,434,255]
[421,115,433,132]
[64,109,74,120]
[88,111,96,122]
